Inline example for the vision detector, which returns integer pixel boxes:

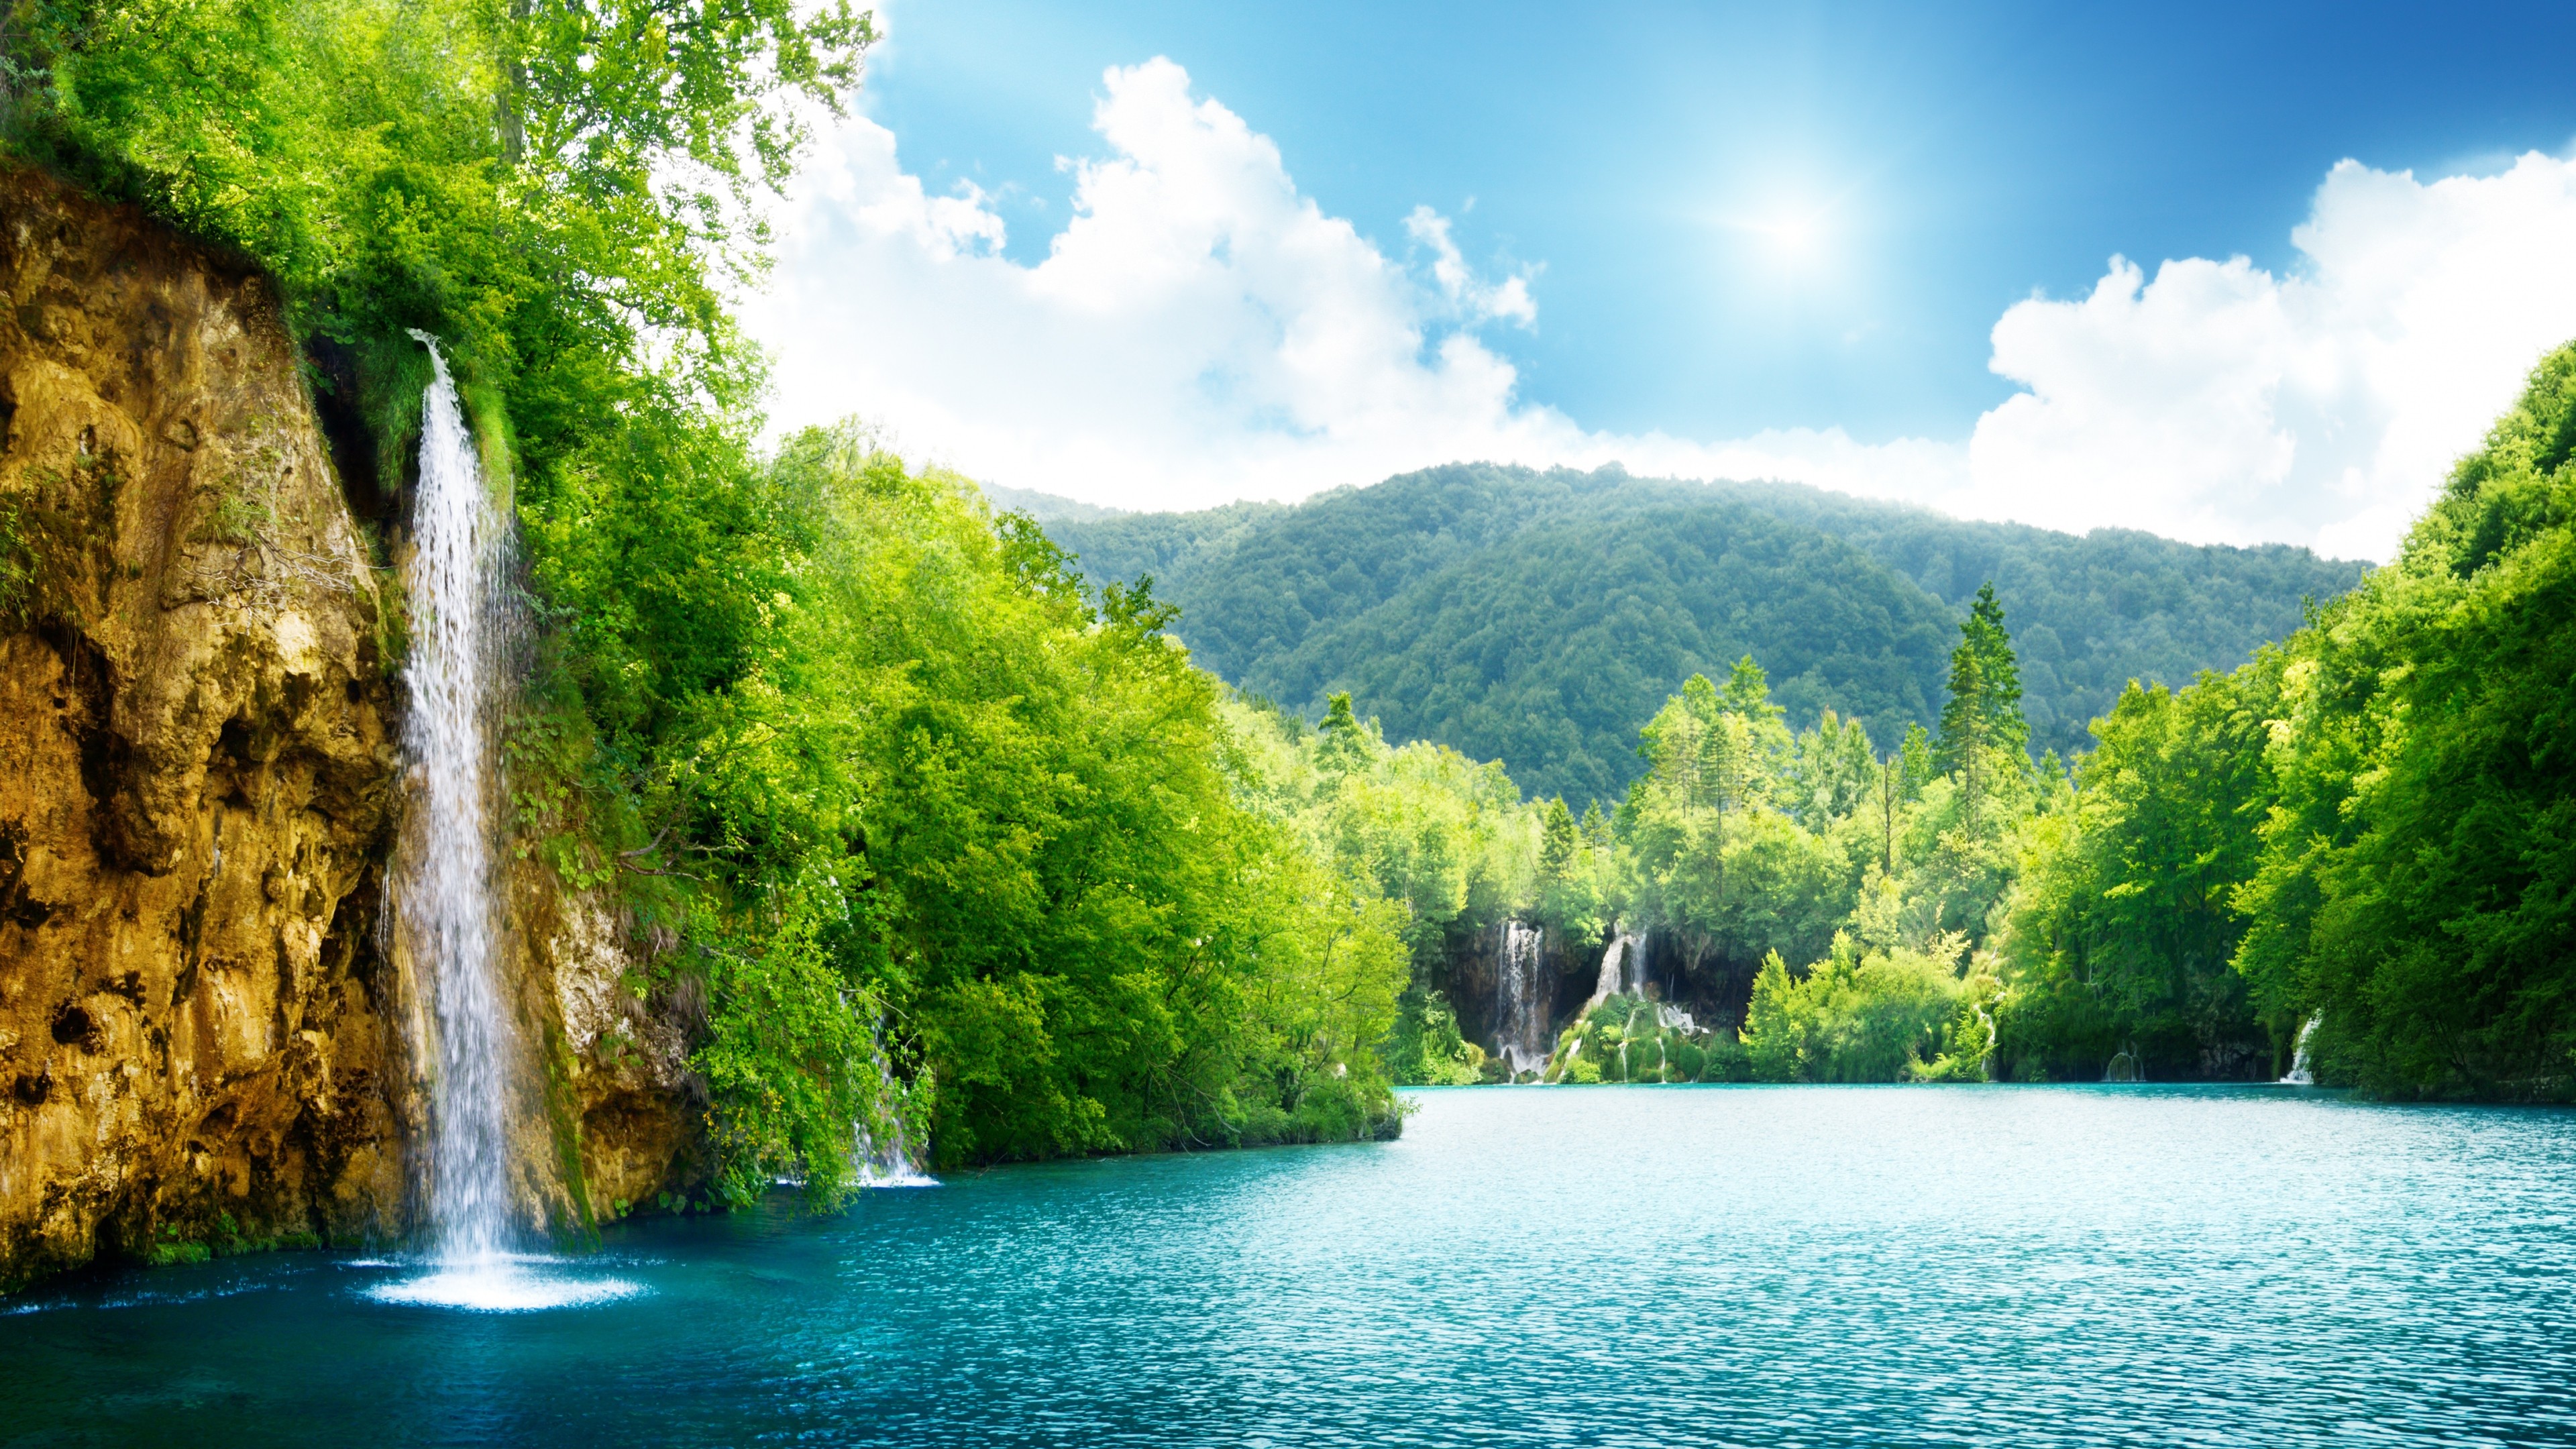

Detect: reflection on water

[4,1085,2573,1446]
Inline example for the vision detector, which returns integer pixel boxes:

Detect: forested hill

[1024,464,2368,804]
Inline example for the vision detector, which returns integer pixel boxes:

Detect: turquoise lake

[5,1085,2573,1446]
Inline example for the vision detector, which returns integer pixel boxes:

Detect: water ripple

[3,1086,2573,1446]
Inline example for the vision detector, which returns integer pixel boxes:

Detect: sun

[1756,211,1821,260]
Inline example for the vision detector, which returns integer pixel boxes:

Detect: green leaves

[2233,354,2576,1095]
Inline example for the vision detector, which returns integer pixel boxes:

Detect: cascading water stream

[372,335,634,1311]
[1495,922,1550,1079]
[400,331,513,1266]
[855,1040,937,1189]
[2278,1014,2321,1086]
[1587,930,1647,1011]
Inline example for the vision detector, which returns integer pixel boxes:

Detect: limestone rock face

[512,869,698,1220]
[0,168,701,1290]
[0,166,406,1287]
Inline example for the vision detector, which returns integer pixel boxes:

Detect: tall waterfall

[1495,921,1550,1077]
[398,333,516,1263]
[370,337,638,1311]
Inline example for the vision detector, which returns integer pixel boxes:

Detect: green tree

[2231,343,2576,1097]
[1937,582,2030,833]
[1995,669,2277,1081]
[1316,691,1377,777]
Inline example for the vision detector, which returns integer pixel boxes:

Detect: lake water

[5,1085,2573,1446]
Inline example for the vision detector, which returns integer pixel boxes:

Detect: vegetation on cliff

[2,0,1413,1203]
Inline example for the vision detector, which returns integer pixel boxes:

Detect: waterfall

[2278,1014,2320,1085]
[398,332,516,1263]
[1587,929,1648,1010]
[370,335,636,1311]
[1624,932,1652,998]
[1494,921,1550,1078]
[855,1044,937,1188]
[1591,935,1625,1005]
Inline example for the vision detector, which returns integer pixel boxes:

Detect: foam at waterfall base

[857,1165,940,1189]
[364,1254,643,1311]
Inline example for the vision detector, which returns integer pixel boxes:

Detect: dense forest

[1318,345,2576,1101]
[1034,466,2367,803]
[0,0,2565,1242]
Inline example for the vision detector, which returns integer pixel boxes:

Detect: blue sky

[747,1,2576,556]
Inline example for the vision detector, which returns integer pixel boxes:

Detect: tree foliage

[1032,462,2365,801]
[1,0,1432,1199]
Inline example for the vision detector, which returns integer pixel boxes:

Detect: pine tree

[1719,654,1785,724]
[1937,581,2030,832]
[1580,800,1613,851]
[1900,722,1936,794]
[1966,582,2029,756]
[1541,797,1579,877]
[1316,692,1373,775]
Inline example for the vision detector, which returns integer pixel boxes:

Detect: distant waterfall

[1587,929,1648,1010]
[397,333,517,1263]
[2278,1015,2321,1085]
[1495,922,1550,1077]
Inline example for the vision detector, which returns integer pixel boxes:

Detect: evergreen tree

[1580,800,1613,851]
[1720,653,1786,724]
[1316,691,1374,775]
[1966,582,2029,755]
[1541,797,1579,878]
[1938,582,2030,831]
[1900,722,1937,794]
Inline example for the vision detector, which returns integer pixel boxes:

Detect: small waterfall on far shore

[855,1045,937,1188]
[855,1120,938,1187]
[372,335,635,1311]
[1495,922,1550,1077]
[2278,1015,2321,1085]
[1587,929,1648,1011]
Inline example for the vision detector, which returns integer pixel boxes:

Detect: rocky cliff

[0,166,697,1291]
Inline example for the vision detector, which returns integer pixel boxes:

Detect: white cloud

[748,59,2576,559]
[1973,154,2576,557]
[1404,205,1537,326]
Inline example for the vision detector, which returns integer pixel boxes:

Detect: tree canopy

[1030,464,2366,803]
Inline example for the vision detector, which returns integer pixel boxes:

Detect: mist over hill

[1012,464,2368,804]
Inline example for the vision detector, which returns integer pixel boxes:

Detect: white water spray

[855,1044,937,1188]
[1495,921,1550,1079]
[398,332,515,1263]
[370,336,633,1312]
[2278,1014,2320,1086]
[1587,930,1648,1011]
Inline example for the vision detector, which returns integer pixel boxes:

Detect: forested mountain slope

[1028,464,2368,802]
